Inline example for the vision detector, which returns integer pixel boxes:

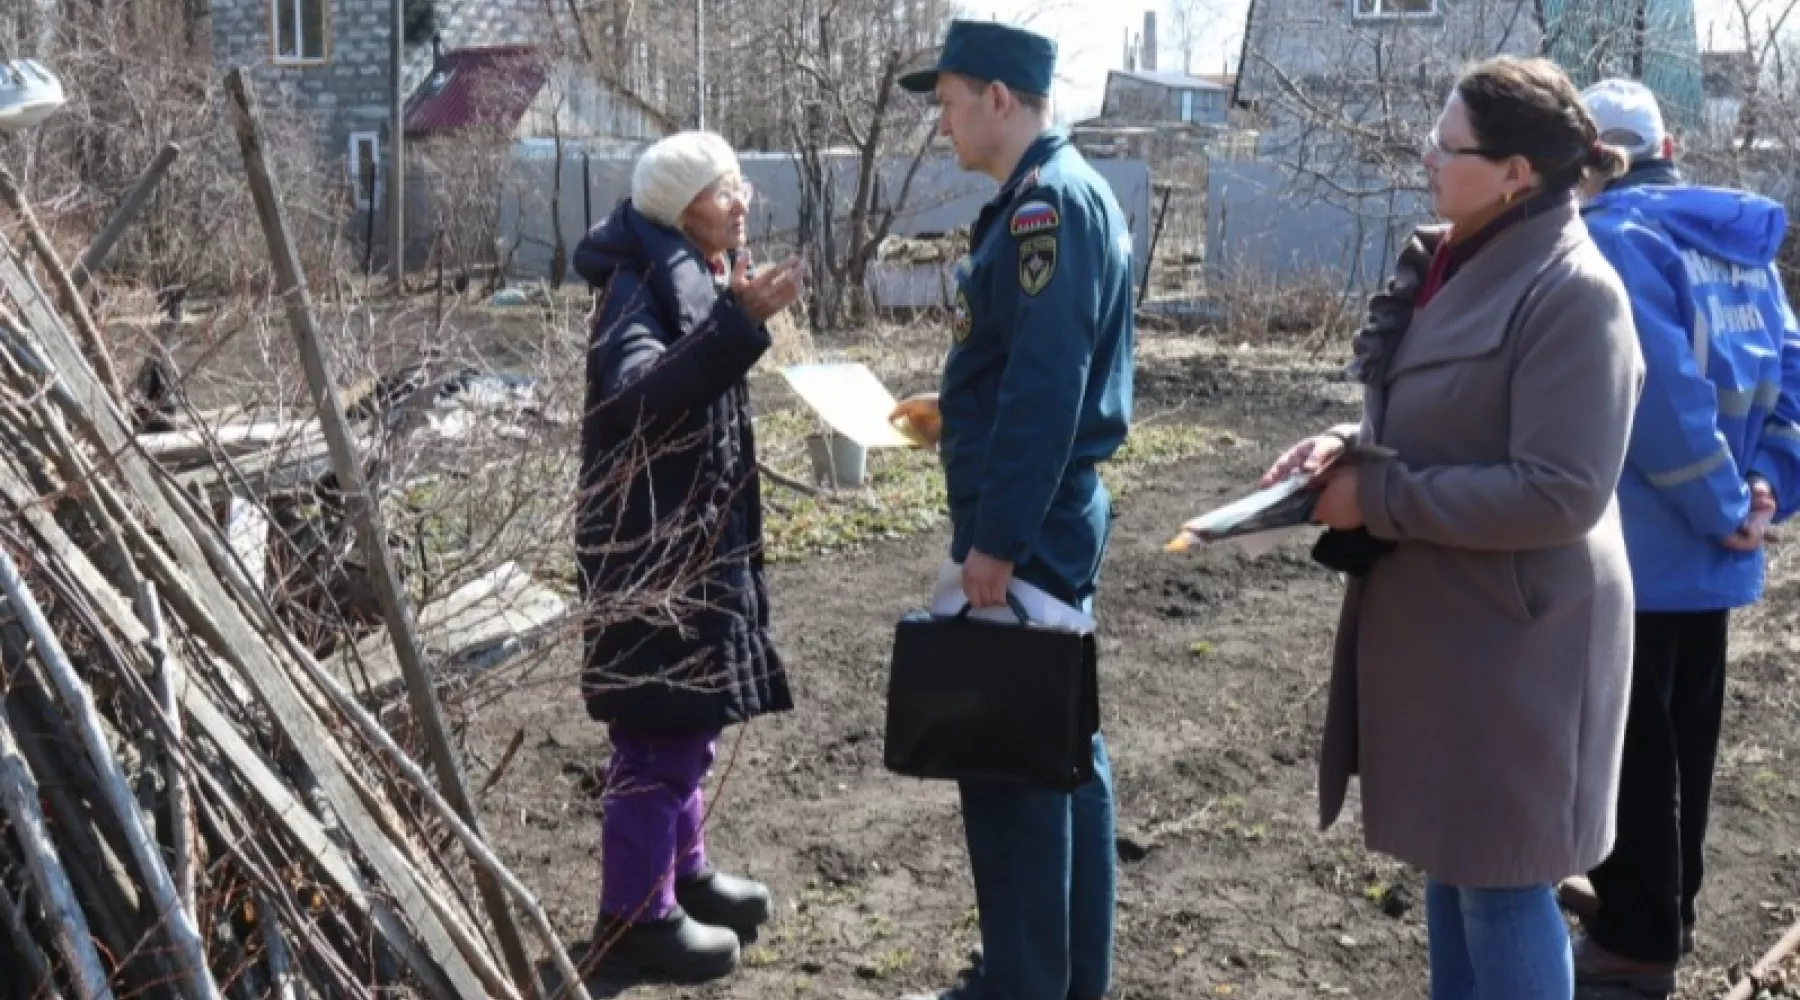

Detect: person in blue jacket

[888,19,1135,1000]
[573,131,806,983]
[1560,78,1800,993]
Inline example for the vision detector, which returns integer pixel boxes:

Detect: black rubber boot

[675,870,774,942]
[586,906,739,984]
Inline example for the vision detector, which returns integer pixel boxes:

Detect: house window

[273,0,328,63]
[1181,90,1195,122]
[349,132,380,210]
[1354,0,1438,18]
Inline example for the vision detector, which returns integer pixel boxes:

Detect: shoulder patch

[1010,199,1061,237]
[1019,234,1058,296]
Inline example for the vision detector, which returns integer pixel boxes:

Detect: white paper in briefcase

[928,559,1096,634]
[779,363,914,449]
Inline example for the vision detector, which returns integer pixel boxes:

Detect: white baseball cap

[1580,78,1668,160]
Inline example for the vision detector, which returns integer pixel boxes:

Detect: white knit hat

[631,131,740,229]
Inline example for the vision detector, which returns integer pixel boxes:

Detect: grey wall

[497,144,1155,306]
[1236,0,1541,156]
[1206,160,1430,286]
[212,0,396,171]
[1238,0,1540,100]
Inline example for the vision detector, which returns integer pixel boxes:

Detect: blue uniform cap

[898,19,1056,97]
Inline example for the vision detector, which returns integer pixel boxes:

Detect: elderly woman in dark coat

[573,130,804,983]
[1263,58,1644,998]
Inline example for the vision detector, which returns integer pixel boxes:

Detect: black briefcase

[883,597,1100,792]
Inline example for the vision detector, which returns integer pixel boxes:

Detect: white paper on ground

[779,362,914,449]
[928,559,1096,634]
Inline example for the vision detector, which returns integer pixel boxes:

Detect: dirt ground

[470,327,1800,1000]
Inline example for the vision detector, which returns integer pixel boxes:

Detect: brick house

[210,0,670,235]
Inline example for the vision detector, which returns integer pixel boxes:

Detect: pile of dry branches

[0,71,593,1000]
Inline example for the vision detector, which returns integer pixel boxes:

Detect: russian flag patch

[1009,199,1060,237]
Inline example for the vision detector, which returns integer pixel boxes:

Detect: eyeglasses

[708,179,755,208]
[1422,128,1495,159]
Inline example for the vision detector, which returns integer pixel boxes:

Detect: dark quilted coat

[573,199,791,731]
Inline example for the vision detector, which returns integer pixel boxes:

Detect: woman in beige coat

[1263,57,1644,998]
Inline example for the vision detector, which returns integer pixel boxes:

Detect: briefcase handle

[951,592,1033,626]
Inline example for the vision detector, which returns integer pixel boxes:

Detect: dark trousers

[958,733,1115,1000]
[1586,610,1730,964]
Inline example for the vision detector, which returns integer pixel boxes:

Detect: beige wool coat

[1321,198,1646,887]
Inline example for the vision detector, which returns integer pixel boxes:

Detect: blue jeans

[956,733,1115,1000]
[1426,880,1572,1000]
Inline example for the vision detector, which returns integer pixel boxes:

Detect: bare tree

[1167,0,1227,73]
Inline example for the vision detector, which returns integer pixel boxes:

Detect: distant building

[1101,69,1231,128]
[211,0,670,218]
[1232,0,1703,135]
[1698,49,1753,146]
[1539,0,1703,127]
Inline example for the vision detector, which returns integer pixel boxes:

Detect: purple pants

[600,725,718,922]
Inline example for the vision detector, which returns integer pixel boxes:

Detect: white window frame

[272,0,328,64]
[1353,0,1441,19]
[348,132,381,210]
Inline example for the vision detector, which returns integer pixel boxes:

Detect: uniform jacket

[1322,197,1644,886]
[940,130,1135,605]
[1583,178,1800,611]
[572,199,791,731]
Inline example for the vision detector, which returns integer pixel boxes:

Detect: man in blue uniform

[1560,78,1800,994]
[888,19,1135,1000]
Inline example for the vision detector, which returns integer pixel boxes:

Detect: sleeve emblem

[1010,199,1061,237]
[1019,234,1058,296]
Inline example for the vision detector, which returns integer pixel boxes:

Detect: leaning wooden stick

[285,637,594,1000]
[137,580,196,917]
[0,861,71,1000]
[0,549,223,1000]
[72,143,182,292]
[223,65,539,996]
[0,706,115,1000]
[0,162,125,398]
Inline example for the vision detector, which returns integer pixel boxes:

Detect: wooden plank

[224,499,270,593]
[335,562,570,693]
[0,236,491,998]
[135,419,324,466]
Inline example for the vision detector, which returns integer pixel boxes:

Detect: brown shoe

[1572,934,1676,997]
[1557,877,1599,923]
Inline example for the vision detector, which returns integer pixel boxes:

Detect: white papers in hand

[928,559,1095,634]
[779,363,914,449]
[1185,475,1309,537]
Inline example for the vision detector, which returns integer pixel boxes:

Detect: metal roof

[1109,69,1229,92]
[404,45,547,135]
